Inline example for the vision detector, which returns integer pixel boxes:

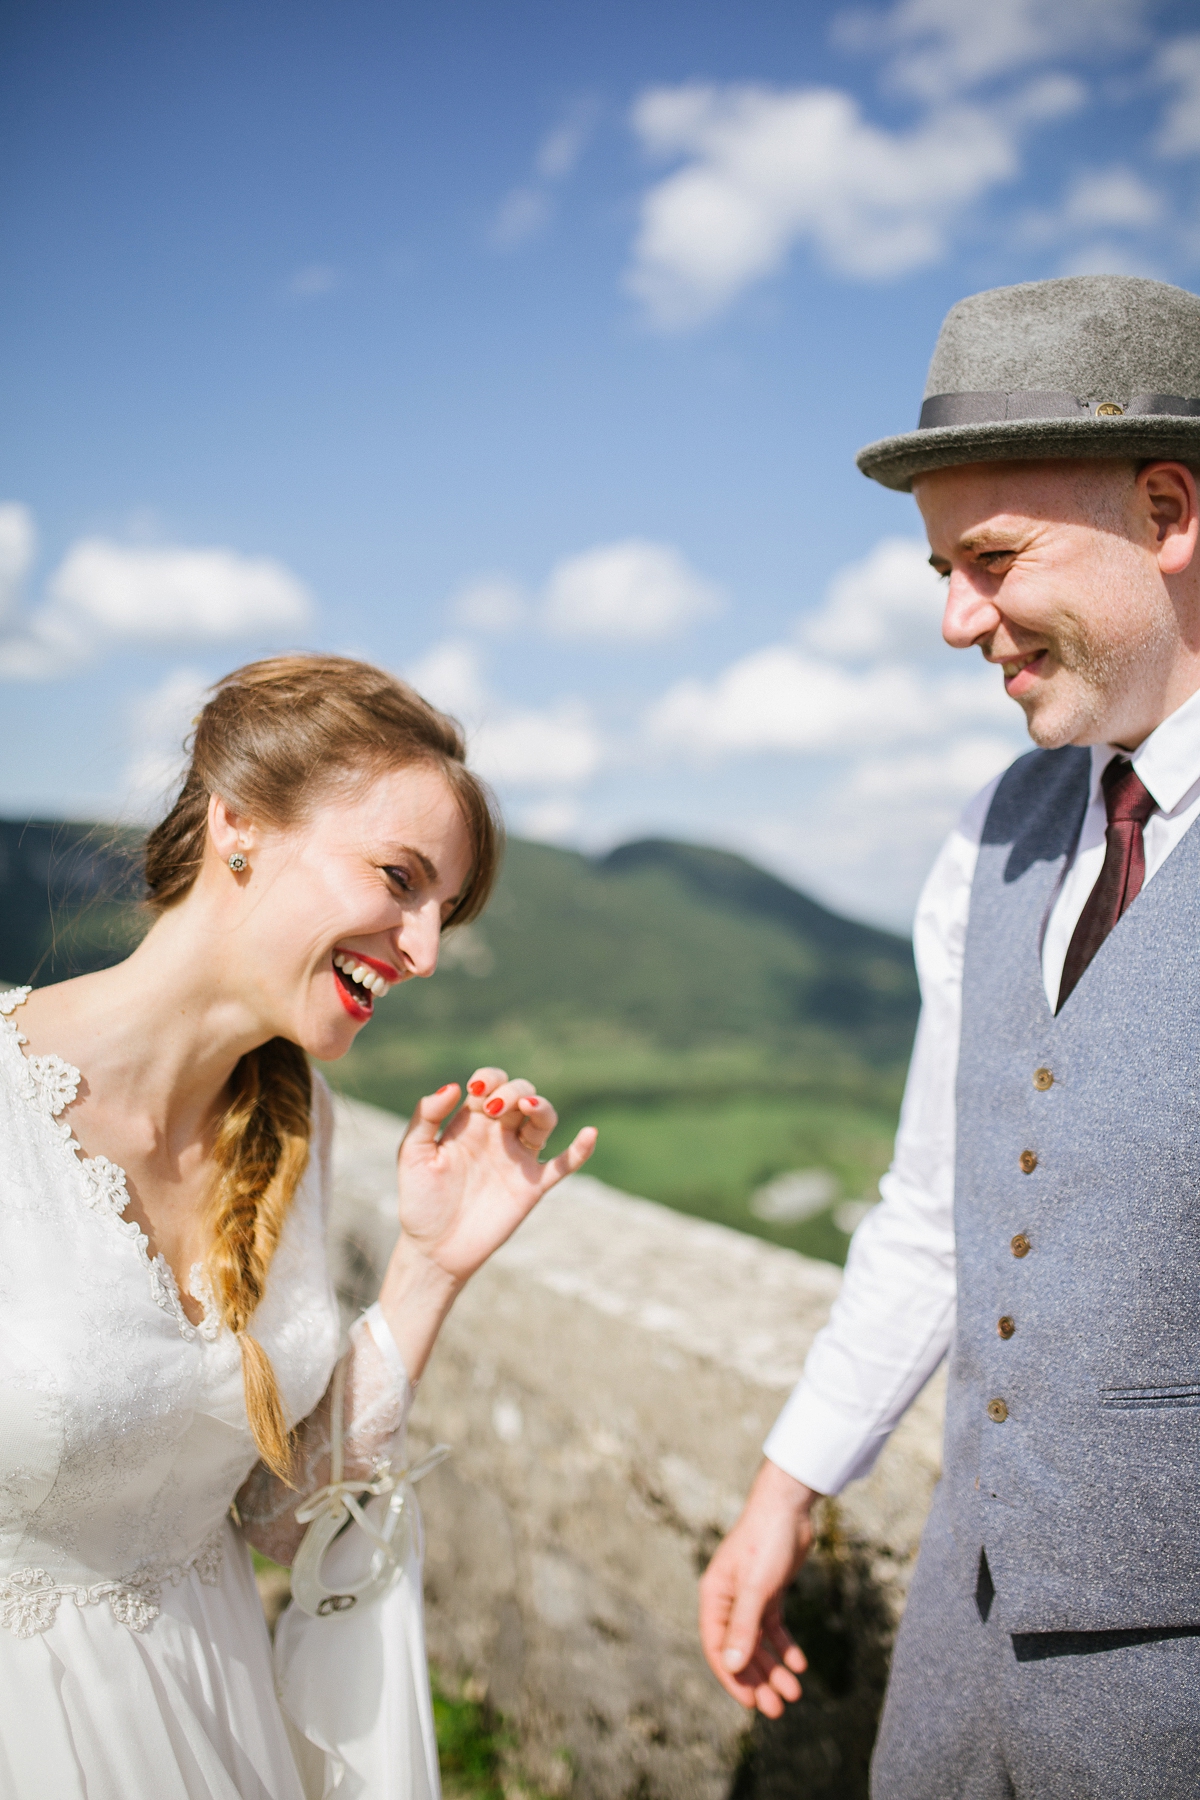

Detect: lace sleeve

[236,1304,413,1568]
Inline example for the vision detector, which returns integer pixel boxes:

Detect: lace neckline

[0,987,221,1344]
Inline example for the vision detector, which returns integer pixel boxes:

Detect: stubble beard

[1016,606,1175,749]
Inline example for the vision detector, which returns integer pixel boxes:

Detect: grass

[551,1091,895,1264]
[432,1672,508,1798]
[326,1045,900,1267]
[432,1673,565,1800]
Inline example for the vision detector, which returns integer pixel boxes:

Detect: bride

[0,653,596,1800]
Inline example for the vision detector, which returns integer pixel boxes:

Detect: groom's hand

[698,1459,818,1717]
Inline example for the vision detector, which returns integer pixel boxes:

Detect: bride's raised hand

[395,1066,597,1292]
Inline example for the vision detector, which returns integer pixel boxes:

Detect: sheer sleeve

[236,1304,413,1568]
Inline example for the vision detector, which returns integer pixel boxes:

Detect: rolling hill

[0,821,918,1264]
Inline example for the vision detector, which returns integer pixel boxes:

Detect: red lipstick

[334,980,372,1022]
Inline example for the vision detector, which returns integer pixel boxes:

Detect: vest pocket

[1099,1383,1200,1408]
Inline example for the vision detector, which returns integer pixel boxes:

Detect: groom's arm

[699,778,997,1715]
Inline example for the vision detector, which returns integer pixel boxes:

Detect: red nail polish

[436,1084,455,1095]
[485,1097,504,1115]
[527,1098,539,1107]
[468,1081,486,1096]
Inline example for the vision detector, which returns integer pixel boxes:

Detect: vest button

[998,1315,1016,1339]
[1033,1067,1053,1090]
[1011,1233,1031,1257]
[1019,1149,1038,1173]
[987,1398,1009,1423]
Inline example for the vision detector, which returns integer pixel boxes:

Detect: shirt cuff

[361,1302,412,1393]
[763,1381,893,1496]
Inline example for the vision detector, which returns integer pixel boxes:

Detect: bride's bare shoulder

[10,969,126,1061]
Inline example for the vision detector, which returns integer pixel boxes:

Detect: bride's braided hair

[143,654,501,1480]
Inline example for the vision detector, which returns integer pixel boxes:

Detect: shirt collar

[1091,683,1200,816]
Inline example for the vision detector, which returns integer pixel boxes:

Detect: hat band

[919,391,1200,429]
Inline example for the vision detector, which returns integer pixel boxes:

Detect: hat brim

[856,415,1200,492]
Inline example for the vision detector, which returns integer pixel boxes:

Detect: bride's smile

[0,653,596,1799]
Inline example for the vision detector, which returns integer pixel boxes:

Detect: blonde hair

[143,654,501,1479]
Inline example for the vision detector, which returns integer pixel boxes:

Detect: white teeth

[333,954,390,999]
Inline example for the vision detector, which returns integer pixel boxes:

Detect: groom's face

[915,458,1197,751]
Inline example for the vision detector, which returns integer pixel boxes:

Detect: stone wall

[327,1094,945,1800]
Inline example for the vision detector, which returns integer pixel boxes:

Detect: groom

[699,275,1200,1794]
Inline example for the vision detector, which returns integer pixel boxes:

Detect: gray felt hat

[857,275,1200,492]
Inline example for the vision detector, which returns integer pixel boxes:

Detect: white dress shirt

[764,683,1200,1496]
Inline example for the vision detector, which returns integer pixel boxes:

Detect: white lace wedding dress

[0,987,440,1800]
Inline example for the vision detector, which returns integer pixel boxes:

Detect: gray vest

[951,745,1200,1633]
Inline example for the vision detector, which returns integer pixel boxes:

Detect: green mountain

[0,823,917,1264]
[0,818,143,984]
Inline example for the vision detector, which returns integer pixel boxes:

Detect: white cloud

[802,536,945,660]
[124,666,210,818]
[743,731,1020,926]
[0,625,64,680]
[447,539,720,643]
[472,701,602,788]
[0,503,35,624]
[839,736,1020,819]
[1019,164,1167,264]
[490,99,598,250]
[517,797,583,840]
[405,640,488,720]
[490,187,553,249]
[642,531,1029,925]
[534,101,599,180]
[403,638,604,792]
[544,538,722,640]
[647,530,1019,760]
[649,646,997,757]
[289,264,343,298]
[1062,166,1163,230]
[1155,35,1200,158]
[44,540,313,647]
[1056,242,1165,278]
[451,576,529,632]
[625,83,1028,327]
[839,0,1149,100]
[828,733,1020,901]
[0,514,316,679]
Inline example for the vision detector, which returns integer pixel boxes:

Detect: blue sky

[2,0,1199,926]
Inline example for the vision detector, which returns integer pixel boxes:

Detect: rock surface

[327,1093,944,1799]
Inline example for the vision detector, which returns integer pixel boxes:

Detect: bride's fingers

[401,1082,461,1150]
[513,1097,558,1157]
[478,1077,535,1121]
[538,1126,597,1192]
[463,1067,509,1107]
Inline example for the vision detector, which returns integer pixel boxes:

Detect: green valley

[0,821,918,1264]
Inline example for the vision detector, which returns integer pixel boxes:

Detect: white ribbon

[290,1349,450,1619]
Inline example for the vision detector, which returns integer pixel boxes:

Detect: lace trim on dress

[0,988,221,1344]
[0,1530,225,1639]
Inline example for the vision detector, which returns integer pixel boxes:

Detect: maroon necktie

[1056,757,1157,1011]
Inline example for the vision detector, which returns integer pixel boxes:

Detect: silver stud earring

[228,852,248,874]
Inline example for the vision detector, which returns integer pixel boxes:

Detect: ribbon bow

[289,1345,451,1619]
[294,1445,451,1552]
